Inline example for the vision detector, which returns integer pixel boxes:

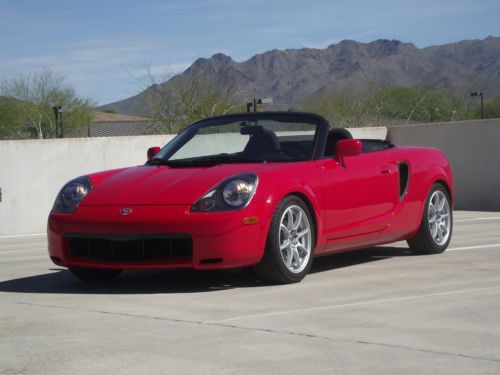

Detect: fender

[257,173,326,254]
[415,162,454,227]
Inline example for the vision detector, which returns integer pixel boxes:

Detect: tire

[69,267,122,282]
[255,195,316,284]
[407,183,453,254]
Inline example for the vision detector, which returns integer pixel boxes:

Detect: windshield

[150,113,325,166]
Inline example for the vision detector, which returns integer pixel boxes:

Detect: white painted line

[0,248,45,254]
[455,217,500,223]
[448,243,500,252]
[209,285,500,324]
[0,233,45,239]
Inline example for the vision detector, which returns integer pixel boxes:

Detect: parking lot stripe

[210,285,500,323]
[0,233,45,239]
[3,298,500,365]
[455,217,500,222]
[448,243,500,252]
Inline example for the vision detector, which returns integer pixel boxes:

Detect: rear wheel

[255,195,315,284]
[407,183,452,254]
[69,267,122,282]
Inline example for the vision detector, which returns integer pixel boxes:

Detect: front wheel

[69,267,122,282]
[255,195,315,284]
[407,183,453,254]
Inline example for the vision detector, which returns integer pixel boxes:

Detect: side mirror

[335,139,362,165]
[147,146,161,160]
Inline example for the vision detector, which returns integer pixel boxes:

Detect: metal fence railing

[1,120,170,140]
[69,121,169,138]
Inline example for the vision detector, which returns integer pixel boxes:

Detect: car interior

[324,128,394,157]
[240,125,394,161]
[324,128,353,156]
[242,127,281,158]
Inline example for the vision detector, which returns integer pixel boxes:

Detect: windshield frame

[150,112,330,165]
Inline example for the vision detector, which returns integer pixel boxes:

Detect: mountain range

[99,36,500,115]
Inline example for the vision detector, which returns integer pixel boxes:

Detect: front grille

[67,234,192,262]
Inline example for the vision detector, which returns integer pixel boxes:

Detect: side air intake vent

[399,162,410,199]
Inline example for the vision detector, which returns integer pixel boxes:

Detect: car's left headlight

[52,176,93,214]
[192,173,258,212]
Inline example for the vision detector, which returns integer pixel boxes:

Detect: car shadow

[310,245,415,274]
[0,245,414,294]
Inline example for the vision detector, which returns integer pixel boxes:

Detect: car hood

[82,164,271,206]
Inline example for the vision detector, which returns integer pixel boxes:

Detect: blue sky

[1,0,499,105]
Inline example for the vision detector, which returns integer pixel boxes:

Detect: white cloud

[0,36,193,104]
[127,62,192,78]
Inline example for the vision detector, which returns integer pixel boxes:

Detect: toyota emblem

[119,208,133,216]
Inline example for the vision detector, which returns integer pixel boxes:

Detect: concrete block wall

[387,119,500,211]
[0,135,174,235]
[1,121,497,235]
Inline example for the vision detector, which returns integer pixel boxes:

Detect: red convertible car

[48,112,453,283]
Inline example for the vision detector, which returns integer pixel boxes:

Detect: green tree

[303,86,472,127]
[302,85,377,128]
[373,87,471,123]
[0,68,94,139]
[483,96,500,119]
[139,66,243,133]
[0,97,23,138]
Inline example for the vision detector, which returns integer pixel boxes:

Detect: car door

[317,148,399,240]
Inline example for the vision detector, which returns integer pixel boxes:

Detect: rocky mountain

[99,36,500,115]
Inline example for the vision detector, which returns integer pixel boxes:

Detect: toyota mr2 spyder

[48,112,453,283]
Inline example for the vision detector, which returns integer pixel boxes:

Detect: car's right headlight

[222,179,254,207]
[191,173,258,212]
[52,176,92,214]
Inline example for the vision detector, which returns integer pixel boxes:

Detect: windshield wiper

[147,157,176,166]
[166,153,262,166]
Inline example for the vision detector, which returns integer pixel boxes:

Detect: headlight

[222,179,253,207]
[52,176,92,214]
[191,173,258,212]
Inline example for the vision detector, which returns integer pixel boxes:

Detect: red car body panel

[47,113,453,269]
[47,115,453,272]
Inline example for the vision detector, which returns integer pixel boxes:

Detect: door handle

[381,166,394,174]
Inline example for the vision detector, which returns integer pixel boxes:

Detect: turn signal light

[242,216,259,225]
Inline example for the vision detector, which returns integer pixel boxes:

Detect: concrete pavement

[1,211,500,374]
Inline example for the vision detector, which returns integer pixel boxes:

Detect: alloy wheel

[279,205,312,273]
[428,190,451,246]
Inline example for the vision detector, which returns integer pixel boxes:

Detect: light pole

[52,106,64,138]
[470,92,484,120]
[430,107,439,122]
[246,97,273,112]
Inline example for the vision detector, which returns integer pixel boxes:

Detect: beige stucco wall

[387,119,500,211]
[4,121,494,235]
[0,135,174,235]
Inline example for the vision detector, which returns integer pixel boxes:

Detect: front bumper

[48,202,272,270]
